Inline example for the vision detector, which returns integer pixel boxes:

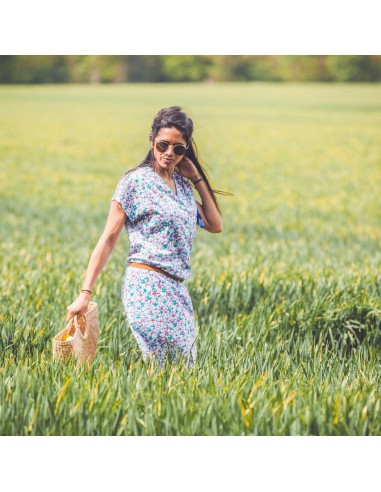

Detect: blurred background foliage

[1,55,381,84]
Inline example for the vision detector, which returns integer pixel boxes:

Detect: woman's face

[151,127,187,174]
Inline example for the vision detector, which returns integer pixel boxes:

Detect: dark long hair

[122,106,231,215]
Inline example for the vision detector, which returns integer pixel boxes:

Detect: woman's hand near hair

[174,156,200,182]
[176,156,223,233]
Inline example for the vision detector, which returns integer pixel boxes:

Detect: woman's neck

[153,162,175,181]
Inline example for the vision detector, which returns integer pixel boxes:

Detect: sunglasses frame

[155,140,189,156]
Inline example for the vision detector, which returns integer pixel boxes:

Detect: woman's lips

[163,158,172,164]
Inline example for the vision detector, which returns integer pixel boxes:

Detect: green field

[1,83,380,435]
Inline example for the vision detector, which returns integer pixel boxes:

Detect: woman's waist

[128,247,191,268]
[127,261,186,283]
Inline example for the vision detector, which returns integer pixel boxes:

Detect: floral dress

[111,164,204,367]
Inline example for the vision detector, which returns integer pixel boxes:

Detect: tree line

[1,55,380,83]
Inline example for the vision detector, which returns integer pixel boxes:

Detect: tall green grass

[1,83,380,435]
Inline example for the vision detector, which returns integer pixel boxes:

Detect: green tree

[241,56,282,81]
[161,56,211,82]
[0,55,70,83]
[126,56,165,82]
[327,56,381,82]
[65,55,124,83]
[0,56,16,83]
[205,56,239,81]
[204,56,282,82]
[275,56,332,82]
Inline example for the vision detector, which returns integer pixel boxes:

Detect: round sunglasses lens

[156,141,169,153]
[174,145,187,156]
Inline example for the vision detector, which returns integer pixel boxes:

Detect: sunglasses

[155,140,188,156]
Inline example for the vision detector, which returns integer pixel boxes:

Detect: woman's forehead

[156,127,186,144]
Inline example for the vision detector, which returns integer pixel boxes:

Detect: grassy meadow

[0,82,380,435]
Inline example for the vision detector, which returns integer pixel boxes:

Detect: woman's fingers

[66,305,78,321]
[66,299,89,321]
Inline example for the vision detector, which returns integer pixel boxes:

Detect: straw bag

[52,301,99,367]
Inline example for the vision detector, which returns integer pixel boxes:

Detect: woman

[66,106,223,367]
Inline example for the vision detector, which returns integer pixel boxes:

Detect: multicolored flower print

[111,164,202,366]
[111,164,203,281]
[122,266,197,368]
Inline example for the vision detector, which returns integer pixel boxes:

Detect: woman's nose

[164,144,174,155]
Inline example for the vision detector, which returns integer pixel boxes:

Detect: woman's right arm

[66,200,127,321]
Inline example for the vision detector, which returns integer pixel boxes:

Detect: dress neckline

[149,165,179,197]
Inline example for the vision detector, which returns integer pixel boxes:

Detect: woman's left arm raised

[176,157,223,234]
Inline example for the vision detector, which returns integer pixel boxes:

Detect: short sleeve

[196,208,205,228]
[111,173,135,221]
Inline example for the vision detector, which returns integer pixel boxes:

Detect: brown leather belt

[128,262,184,283]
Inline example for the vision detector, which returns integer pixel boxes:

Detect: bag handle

[73,313,89,340]
[65,303,93,338]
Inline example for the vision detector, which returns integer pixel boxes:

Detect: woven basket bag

[52,301,99,367]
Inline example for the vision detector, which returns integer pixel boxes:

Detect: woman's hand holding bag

[52,301,100,369]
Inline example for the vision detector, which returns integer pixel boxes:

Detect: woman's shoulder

[116,165,151,186]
